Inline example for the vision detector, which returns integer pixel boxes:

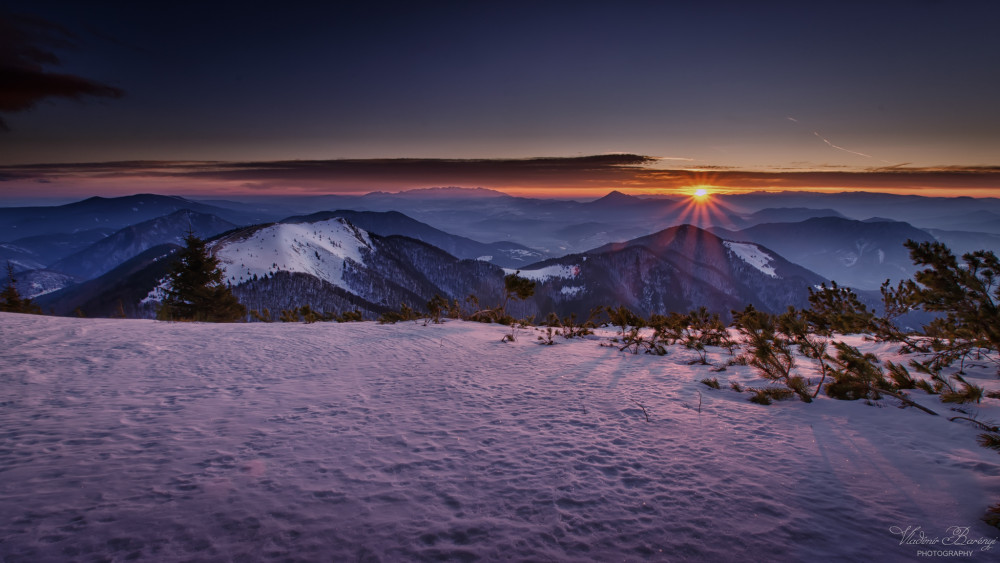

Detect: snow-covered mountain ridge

[511,224,825,317]
[88,219,829,321]
[212,218,373,289]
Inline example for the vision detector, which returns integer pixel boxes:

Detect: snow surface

[2,313,1000,561]
[504,264,579,281]
[213,218,372,288]
[723,241,778,278]
[503,249,543,259]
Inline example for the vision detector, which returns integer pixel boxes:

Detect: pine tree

[427,294,448,324]
[500,271,536,321]
[824,341,891,401]
[470,272,537,323]
[735,307,810,401]
[904,240,1000,362]
[805,281,874,334]
[1,262,41,314]
[156,233,245,322]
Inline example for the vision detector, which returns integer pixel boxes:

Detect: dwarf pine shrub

[606,306,666,354]
[825,342,891,401]
[776,311,833,399]
[679,307,730,364]
[885,361,917,389]
[648,312,688,345]
[470,271,536,325]
[907,359,983,402]
[379,303,419,324]
[298,304,322,323]
[337,309,364,322]
[940,377,984,404]
[537,327,556,345]
[621,327,668,355]
[700,377,721,389]
[805,282,874,335]
[904,240,1000,372]
[977,433,1000,529]
[736,308,810,401]
[555,309,600,339]
[871,279,929,352]
[250,308,273,322]
[426,294,448,324]
[607,305,644,341]
[748,387,795,405]
[984,503,1000,529]
[979,433,1000,452]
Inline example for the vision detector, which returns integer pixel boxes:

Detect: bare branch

[630,399,650,422]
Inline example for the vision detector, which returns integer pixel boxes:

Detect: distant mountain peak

[589,190,641,205]
[589,223,728,256]
[363,187,509,200]
[71,193,194,205]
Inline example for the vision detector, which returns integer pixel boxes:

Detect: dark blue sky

[1,1,999,179]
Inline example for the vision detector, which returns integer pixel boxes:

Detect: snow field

[503,264,579,281]
[214,219,372,288]
[723,241,778,278]
[1,313,999,561]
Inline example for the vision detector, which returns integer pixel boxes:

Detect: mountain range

[205,188,1000,249]
[6,190,1000,319]
[38,215,823,320]
[50,209,237,280]
[0,194,275,241]
[711,217,937,289]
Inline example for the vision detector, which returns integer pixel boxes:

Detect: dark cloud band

[0,12,123,131]
[2,156,999,196]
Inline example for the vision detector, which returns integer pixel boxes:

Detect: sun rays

[663,173,738,229]
[672,190,729,228]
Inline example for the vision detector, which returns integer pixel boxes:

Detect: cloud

[0,12,123,130]
[103,154,659,188]
[3,156,1000,199]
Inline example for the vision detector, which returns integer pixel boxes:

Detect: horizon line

[2,154,1000,201]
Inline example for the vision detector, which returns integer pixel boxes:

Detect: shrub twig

[630,399,650,422]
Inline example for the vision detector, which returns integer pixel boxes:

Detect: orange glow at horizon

[2,157,1000,200]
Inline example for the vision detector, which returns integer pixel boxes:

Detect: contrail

[787,116,892,164]
[812,131,874,159]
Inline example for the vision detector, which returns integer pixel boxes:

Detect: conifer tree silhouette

[157,232,245,322]
[1,262,40,314]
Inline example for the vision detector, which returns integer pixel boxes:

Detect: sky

[1,1,999,200]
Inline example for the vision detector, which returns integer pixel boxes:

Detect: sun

[693,188,709,198]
